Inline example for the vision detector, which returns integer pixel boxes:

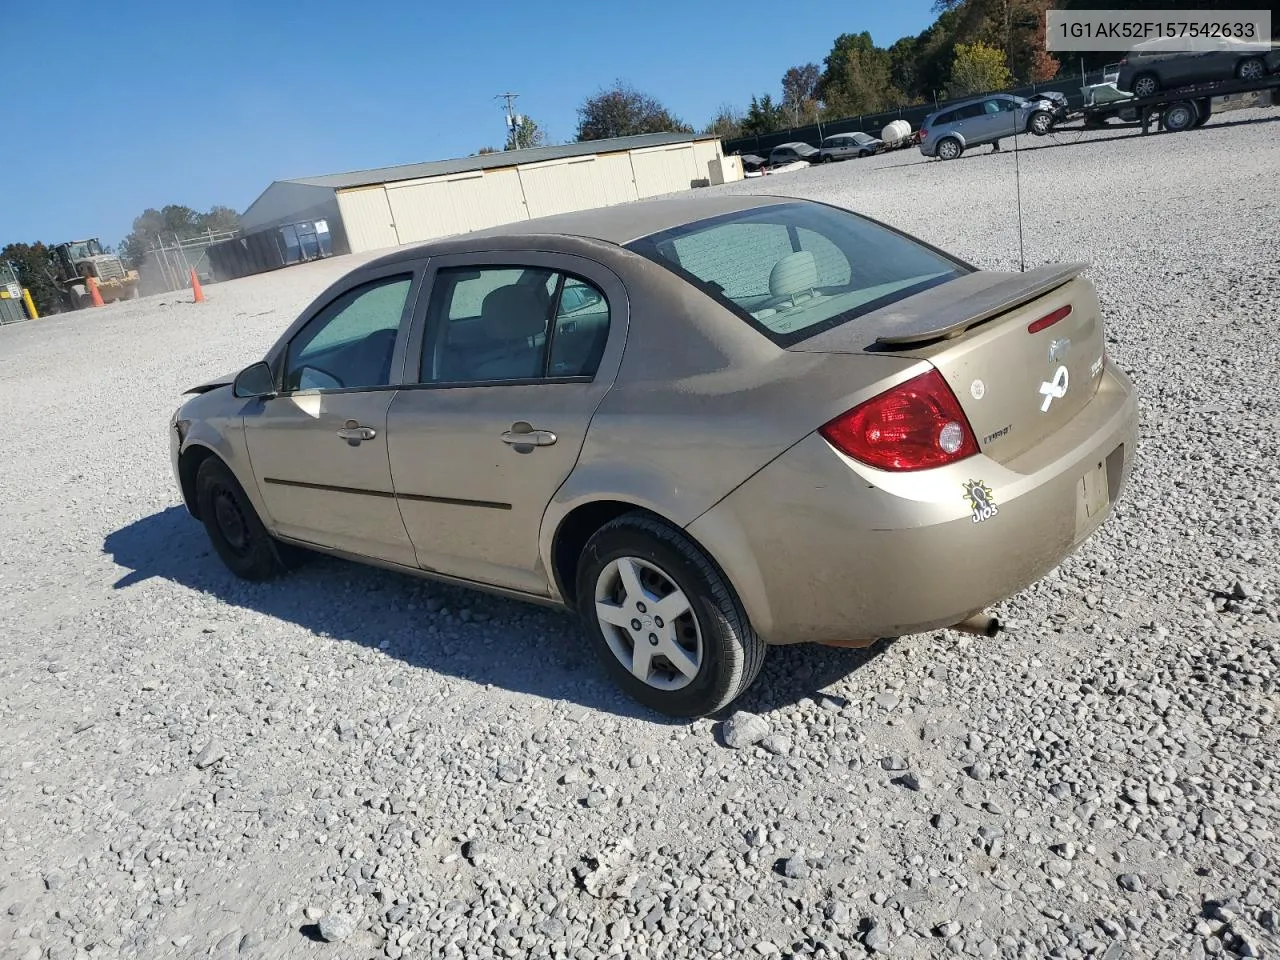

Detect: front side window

[627,202,968,347]
[283,274,413,392]
[421,266,610,384]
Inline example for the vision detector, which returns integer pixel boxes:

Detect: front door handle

[337,420,377,443]
[501,423,557,447]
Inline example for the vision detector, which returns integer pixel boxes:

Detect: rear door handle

[501,424,557,446]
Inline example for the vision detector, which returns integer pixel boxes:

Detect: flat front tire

[576,512,766,718]
[195,457,284,580]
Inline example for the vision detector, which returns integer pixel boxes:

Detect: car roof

[931,93,1016,116]
[365,194,798,265]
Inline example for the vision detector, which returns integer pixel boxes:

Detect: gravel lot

[2,111,1278,960]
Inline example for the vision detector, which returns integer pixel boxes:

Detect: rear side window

[934,110,955,125]
[627,202,968,347]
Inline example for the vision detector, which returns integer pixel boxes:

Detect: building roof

[285,132,714,191]
[363,195,795,268]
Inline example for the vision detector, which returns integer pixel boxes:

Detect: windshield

[626,202,970,347]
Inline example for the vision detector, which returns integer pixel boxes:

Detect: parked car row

[735,131,887,175]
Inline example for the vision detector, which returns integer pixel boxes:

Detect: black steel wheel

[1162,100,1198,133]
[195,456,285,580]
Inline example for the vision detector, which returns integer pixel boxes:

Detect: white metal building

[239,132,739,256]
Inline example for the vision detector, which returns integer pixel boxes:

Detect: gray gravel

[2,110,1279,959]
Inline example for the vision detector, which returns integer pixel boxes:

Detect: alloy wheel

[1238,59,1264,81]
[593,556,703,691]
[1133,75,1158,98]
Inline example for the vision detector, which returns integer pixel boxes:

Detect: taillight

[819,368,979,471]
[1028,304,1072,334]
[919,128,928,139]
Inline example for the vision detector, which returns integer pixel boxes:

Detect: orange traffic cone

[87,276,105,307]
[190,267,205,303]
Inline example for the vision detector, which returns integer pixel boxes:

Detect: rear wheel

[1028,110,1054,136]
[936,136,963,161]
[1236,58,1265,82]
[576,512,766,718]
[1132,73,1159,98]
[1162,100,1198,132]
[195,457,284,580]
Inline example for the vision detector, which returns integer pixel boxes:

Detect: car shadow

[103,507,883,724]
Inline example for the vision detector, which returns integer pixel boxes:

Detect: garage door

[336,185,399,253]
[630,144,700,199]
[387,168,529,244]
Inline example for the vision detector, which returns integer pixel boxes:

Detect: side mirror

[233,361,277,399]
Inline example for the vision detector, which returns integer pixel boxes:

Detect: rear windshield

[626,201,970,347]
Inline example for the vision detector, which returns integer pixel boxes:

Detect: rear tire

[937,136,963,161]
[576,512,766,718]
[1162,100,1198,132]
[1028,110,1054,136]
[195,457,284,581]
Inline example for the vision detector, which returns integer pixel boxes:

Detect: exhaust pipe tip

[952,612,1002,638]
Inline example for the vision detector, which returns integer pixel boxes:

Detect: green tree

[475,146,500,155]
[702,104,743,139]
[741,94,786,135]
[819,32,907,116]
[948,41,1013,96]
[1,242,62,316]
[576,81,692,141]
[780,63,822,126]
[120,204,241,269]
[506,115,545,150]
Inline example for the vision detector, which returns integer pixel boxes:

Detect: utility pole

[495,92,519,149]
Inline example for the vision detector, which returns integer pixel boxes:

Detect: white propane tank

[882,119,911,144]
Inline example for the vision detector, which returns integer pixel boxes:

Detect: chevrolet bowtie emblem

[1039,365,1069,412]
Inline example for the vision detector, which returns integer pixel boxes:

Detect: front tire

[1236,58,1265,82]
[576,513,766,718]
[1028,110,1054,136]
[195,457,284,580]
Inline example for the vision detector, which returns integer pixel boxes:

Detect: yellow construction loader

[52,239,140,309]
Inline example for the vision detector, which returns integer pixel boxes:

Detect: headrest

[480,284,548,340]
[769,250,818,299]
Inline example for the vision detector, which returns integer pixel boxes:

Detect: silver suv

[919,94,1054,161]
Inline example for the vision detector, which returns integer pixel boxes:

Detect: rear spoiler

[873,262,1089,347]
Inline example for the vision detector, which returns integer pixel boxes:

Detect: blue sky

[4,0,936,249]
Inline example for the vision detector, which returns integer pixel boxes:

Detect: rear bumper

[688,366,1138,645]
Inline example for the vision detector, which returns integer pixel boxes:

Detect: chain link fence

[139,230,239,296]
[0,261,29,324]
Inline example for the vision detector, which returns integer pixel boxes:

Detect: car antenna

[1013,118,1026,273]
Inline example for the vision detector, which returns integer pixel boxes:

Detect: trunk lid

[789,264,1107,463]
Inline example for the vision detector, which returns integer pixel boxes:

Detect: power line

[495,92,522,149]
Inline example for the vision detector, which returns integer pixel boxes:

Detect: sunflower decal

[963,480,999,524]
